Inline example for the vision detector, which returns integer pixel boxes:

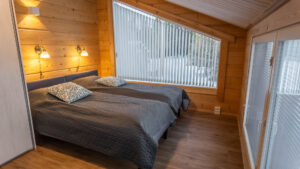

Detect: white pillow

[47,82,92,103]
[95,76,127,87]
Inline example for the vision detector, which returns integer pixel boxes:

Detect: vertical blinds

[244,42,273,165]
[265,40,300,169]
[113,1,221,88]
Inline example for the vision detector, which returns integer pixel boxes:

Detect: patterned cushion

[95,76,127,87]
[47,82,92,103]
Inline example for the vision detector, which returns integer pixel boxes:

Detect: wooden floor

[1,111,243,169]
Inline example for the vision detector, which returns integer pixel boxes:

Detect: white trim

[243,42,257,169]
[243,125,255,169]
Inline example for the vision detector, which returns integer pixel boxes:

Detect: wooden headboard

[27,70,98,91]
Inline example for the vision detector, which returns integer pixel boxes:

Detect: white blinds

[278,40,300,94]
[244,42,273,166]
[265,40,300,169]
[113,1,221,88]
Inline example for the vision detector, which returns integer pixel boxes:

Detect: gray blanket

[72,76,190,114]
[29,88,176,169]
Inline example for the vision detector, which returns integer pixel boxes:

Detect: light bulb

[40,49,50,58]
[81,48,88,57]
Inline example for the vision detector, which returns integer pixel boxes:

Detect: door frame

[243,32,277,169]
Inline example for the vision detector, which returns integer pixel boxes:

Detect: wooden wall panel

[14,0,100,81]
[98,0,247,116]
[97,0,115,77]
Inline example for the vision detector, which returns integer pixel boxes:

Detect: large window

[113,1,221,88]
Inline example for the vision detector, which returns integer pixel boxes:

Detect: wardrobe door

[0,0,35,165]
[244,33,275,168]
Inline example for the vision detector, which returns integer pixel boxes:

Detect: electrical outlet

[214,106,221,115]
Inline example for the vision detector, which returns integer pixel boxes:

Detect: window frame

[243,32,277,169]
[110,0,230,98]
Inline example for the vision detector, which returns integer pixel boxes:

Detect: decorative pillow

[47,82,92,103]
[95,76,127,87]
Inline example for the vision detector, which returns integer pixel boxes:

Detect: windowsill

[127,80,218,95]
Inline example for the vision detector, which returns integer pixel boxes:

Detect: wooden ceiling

[166,0,289,28]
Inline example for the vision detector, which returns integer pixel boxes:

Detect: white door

[244,33,276,168]
[0,0,35,165]
[262,24,300,169]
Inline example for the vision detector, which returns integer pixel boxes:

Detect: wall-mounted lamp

[35,45,50,58]
[76,45,88,72]
[35,45,50,79]
[28,7,40,16]
[77,45,89,57]
[81,48,88,57]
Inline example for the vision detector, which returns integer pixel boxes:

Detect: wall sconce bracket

[77,45,82,54]
[35,45,42,55]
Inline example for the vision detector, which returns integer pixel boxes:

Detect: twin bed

[27,70,189,169]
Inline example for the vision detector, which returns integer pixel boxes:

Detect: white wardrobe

[0,0,35,165]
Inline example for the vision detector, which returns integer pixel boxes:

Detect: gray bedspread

[72,76,190,114]
[29,88,176,169]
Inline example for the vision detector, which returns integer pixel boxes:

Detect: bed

[27,70,189,169]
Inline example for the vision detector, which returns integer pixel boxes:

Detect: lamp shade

[40,49,50,58]
[81,48,88,57]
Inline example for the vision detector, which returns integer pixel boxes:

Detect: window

[113,1,221,88]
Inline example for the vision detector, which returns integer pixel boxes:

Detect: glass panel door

[264,39,300,169]
[244,40,274,168]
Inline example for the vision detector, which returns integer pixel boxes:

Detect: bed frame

[27,70,98,91]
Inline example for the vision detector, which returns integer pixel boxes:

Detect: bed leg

[177,109,181,118]
[163,129,168,140]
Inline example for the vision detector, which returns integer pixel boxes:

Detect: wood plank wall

[14,0,100,81]
[97,0,116,77]
[97,0,247,116]
[239,0,300,168]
